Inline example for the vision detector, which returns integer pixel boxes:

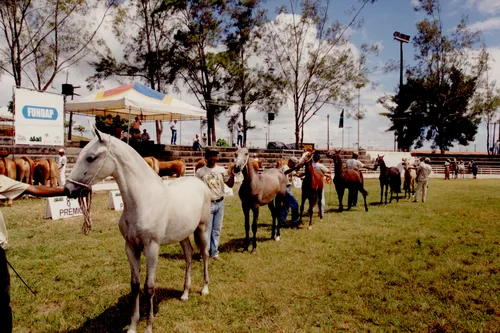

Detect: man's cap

[205,148,219,157]
[58,148,65,153]
[424,157,430,163]
[352,152,359,158]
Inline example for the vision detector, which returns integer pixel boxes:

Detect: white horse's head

[233,147,249,174]
[65,128,116,198]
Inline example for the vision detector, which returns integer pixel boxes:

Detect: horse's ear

[90,123,103,142]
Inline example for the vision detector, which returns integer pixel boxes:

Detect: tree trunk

[155,120,163,144]
[242,107,247,147]
[486,121,491,155]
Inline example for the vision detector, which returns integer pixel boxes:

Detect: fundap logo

[22,105,59,120]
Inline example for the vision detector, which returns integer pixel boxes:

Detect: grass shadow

[65,288,181,333]
[220,237,271,253]
[159,252,186,260]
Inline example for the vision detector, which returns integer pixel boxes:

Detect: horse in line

[233,147,286,253]
[373,155,401,204]
[402,158,416,199]
[326,149,368,212]
[65,129,211,333]
[296,150,324,229]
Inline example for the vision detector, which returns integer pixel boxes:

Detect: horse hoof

[127,330,137,333]
[201,286,209,296]
[307,225,312,230]
[180,293,189,302]
[275,236,280,241]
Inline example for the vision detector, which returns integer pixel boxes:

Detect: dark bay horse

[326,150,368,212]
[373,155,401,204]
[233,148,287,253]
[296,151,324,229]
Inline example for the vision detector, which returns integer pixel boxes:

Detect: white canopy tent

[64,82,206,121]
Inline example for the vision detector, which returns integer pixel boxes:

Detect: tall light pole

[393,31,410,151]
[346,126,352,149]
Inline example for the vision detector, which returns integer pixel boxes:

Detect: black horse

[373,155,401,204]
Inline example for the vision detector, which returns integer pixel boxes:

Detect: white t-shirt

[0,175,30,249]
[346,159,364,170]
[58,155,67,174]
[237,126,242,136]
[196,165,227,201]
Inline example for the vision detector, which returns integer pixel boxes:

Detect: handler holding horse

[196,149,235,261]
[414,157,432,203]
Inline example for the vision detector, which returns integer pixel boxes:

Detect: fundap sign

[14,87,64,146]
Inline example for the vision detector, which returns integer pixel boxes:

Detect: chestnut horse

[233,148,287,253]
[0,157,17,180]
[326,150,368,212]
[402,159,416,199]
[296,151,324,229]
[373,155,401,204]
[158,159,185,177]
[15,156,34,184]
[33,158,59,187]
[144,156,160,174]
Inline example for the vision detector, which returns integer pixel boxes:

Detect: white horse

[64,129,211,333]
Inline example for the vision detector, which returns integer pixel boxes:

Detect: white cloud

[411,0,420,7]
[466,0,500,15]
[469,17,500,32]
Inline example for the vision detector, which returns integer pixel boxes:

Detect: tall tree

[223,0,282,147]
[154,0,231,146]
[402,0,486,153]
[0,0,114,91]
[259,0,378,146]
[87,0,172,144]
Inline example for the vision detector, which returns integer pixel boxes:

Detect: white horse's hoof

[307,225,312,230]
[201,286,209,296]
[127,330,137,333]
[275,236,280,241]
[180,292,189,302]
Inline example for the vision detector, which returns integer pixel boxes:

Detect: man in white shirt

[170,120,178,145]
[58,149,67,187]
[0,176,66,333]
[195,149,235,260]
[344,152,368,206]
[414,157,432,203]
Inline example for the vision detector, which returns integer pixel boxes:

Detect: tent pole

[127,107,131,144]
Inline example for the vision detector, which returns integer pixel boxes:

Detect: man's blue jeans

[209,200,224,257]
[279,186,299,225]
[171,130,177,144]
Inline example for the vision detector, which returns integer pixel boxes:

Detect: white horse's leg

[195,225,210,296]
[179,238,193,301]
[144,242,160,333]
[125,242,141,333]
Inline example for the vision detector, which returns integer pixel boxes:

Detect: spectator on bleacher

[141,129,150,142]
[495,140,500,155]
[202,133,207,147]
[132,117,142,131]
[113,115,122,138]
[193,134,202,151]
[414,157,432,203]
[170,120,178,145]
[103,114,113,134]
[236,122,243,147]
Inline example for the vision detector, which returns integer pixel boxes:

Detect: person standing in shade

[414,157,432,203]
[58,149,67,187]
[103,114,113,134]
[195,149,235,260]
[236,122,243,147]
[278,157,300,227]
[444,158,450,180]
[170,120,178,145]
[193,134,202,151]
[0,176,67,333]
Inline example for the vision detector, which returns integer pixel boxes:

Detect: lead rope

[67,137,112,235]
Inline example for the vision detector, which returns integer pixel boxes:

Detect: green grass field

[3,178,500,332]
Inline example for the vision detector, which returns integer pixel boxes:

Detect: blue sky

[2,0,500,152]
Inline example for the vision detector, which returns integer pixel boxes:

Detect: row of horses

[61,130,419,332]
[0,156,60,187]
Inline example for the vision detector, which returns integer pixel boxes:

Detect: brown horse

[373,155,401,204]
[233,147,286,253]
[15,156,34,184]
[144,156,160,174]
[158,159,185,177]
[197,158,259,173]
[0,157,17,180]
[33,158,59,187]
[296,150,324,229]
[326,149,368,212]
